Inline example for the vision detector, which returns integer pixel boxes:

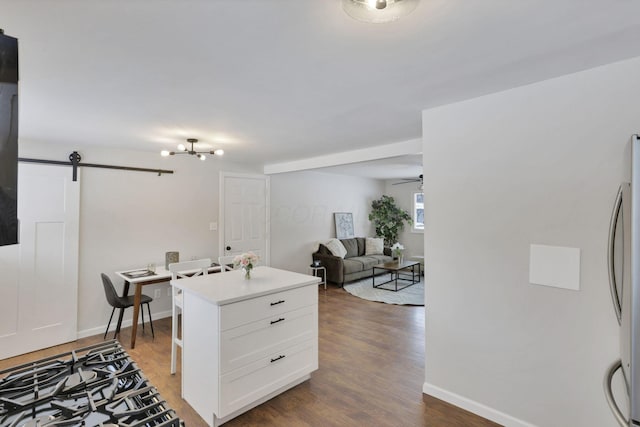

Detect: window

[413,192,424,232]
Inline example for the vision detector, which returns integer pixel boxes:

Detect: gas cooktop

[0,340,183,427]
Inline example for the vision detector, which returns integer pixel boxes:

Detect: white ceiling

[3,0,640,174]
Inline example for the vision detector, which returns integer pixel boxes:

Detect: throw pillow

[365,237,384,255]
[316,244,330,255]
[341,238,359,258]
[324,238,347,259]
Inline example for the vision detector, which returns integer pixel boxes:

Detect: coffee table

[372,260,421,292]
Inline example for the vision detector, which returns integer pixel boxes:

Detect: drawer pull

[270,317,285,325]
[270,355,285,363]
[270,300,285,306]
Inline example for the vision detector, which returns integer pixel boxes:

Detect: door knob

[226,246,231,251]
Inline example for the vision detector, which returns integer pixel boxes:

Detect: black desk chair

[101,273,155,340]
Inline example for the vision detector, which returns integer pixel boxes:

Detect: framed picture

[334,212,355,239]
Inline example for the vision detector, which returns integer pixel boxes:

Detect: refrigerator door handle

[609,185,624,325]
[604,359,629,427]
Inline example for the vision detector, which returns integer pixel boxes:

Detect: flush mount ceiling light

[342,0,419,24]
[160,138,224,161]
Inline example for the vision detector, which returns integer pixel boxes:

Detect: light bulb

[160,150,170,157]
[177,143,186,151]
[366,0,386,8]
[214,149,224,156]
[199,154,206,161]
[343,0,419,23]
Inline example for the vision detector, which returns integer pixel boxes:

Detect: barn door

[0,163,80,360]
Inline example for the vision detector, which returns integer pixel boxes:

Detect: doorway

[219,172,270,266]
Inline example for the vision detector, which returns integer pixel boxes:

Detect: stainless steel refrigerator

[605,134,640,426]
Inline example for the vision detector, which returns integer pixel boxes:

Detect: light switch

[209,222,217,231]
[529,244,581,291]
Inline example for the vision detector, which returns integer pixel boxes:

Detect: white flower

[391,242,404,257]
[391,243,404,251]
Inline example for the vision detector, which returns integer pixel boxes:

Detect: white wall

[384,180,424,259]
[270,170,384,274]
[19,141,259,337]
[422,56,640,426]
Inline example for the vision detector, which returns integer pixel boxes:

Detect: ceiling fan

[393,174,423,186]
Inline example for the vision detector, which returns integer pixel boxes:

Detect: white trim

[219,172,271,266]
[77,310,172,339]
[422,382,538,427]
[263,138,422,175]
[412,191,424,232]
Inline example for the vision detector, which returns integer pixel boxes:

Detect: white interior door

[220,173,269,265]
[0,163,80,360]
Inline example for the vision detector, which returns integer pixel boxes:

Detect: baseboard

[422,382,537,427]
[77,310,172,339]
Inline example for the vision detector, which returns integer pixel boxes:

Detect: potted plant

[368,195,412,246]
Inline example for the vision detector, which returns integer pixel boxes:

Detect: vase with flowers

[233,251,259,279]
[391,242,404,264]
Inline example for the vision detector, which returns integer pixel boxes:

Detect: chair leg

[146,302,155,339]
[104,307,116,340]
[141,303,145,332]
[115,307,125,339]
[114,308,125,339]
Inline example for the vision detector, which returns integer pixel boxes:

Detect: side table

[309,265,327,290]
[410,255,425,276]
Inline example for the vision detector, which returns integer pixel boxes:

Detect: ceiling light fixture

[160,138,224,161]
[342,0,419,24]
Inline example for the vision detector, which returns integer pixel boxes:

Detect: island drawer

[220,284,317,331]
[218,340,317,418]
[220,304,317,374]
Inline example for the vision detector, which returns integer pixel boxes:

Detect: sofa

[312,237,393,286]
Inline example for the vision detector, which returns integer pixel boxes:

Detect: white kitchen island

[171,266,320,427]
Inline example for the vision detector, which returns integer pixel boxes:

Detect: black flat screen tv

[0,29,18,246]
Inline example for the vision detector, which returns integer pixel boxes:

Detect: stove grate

[0,341,183,427]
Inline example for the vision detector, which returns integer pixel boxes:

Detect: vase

[165,251,179,269]
[399,255,404,264]
[243,268,251,280]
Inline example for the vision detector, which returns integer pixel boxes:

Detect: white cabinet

[174,267,319,427]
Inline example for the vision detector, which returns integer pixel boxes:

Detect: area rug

[343,275,424,306]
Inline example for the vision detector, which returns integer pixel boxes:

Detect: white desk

[115,264,224,348]
[172,266,320,426]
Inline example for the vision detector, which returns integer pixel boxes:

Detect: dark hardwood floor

[0,285,501,427]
